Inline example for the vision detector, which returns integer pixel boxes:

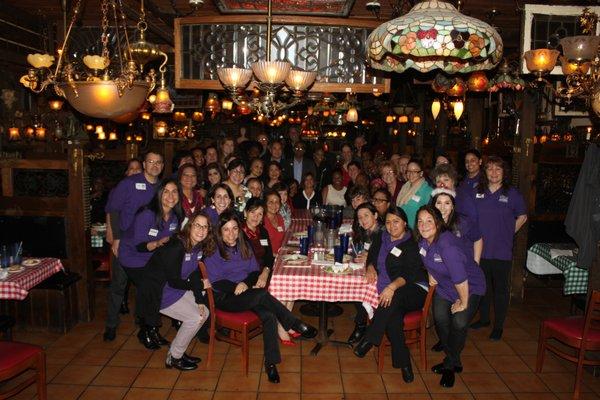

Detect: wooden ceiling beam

[121,0,174,45]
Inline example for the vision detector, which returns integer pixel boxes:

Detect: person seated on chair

[145,211,213,370]
[203,210,318,384]
[353,206,429,384]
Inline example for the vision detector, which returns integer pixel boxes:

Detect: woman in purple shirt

[145,211,213,370]
[203,211,317,384]
[118,179,182,350]
[204,183,235,226]
[470,156,527,341]
[416,205,486,388]
[352,206,428,384]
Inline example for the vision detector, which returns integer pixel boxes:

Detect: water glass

[333,245,344,263]
[0,246,8,269]
[299,237,309,256]
[11,243,22,266]
[307,224,315,246]
[339,234,350,254]
[326,228,339,248]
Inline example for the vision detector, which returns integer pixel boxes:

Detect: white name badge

[411,195,421,202]
[499,195,509,203]
[433,254,443,263]
[135,182,146,190]
[475,193,485,199]
[390,247,402,257]
[364,242,371,251]
[169,223,177,231]
[148,228,158,236]
[197,251,203,260]
[277,226,284,232]
[419,247,427,256]
[185,254,191,261]
[260,239,269,246]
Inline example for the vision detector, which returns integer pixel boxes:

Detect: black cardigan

[366,231,428,286]
[242,225,275,270]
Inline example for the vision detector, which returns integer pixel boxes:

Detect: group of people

[98,130,527,388]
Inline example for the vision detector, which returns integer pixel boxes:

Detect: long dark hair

[143,178,183,228]
[177,210,216,254]
[430,192,459,234]
[211,210,253,260]
[352,202,379,245]
[413,205,446,243]
[478,155,510,194]
[207,182,234,211]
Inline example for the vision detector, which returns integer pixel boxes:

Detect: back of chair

[582,290,600,345]
[420,284,436,333]
[198,262,216,334]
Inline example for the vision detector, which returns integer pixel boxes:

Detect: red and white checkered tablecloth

[0,258,65,300]
[268,216,379,308]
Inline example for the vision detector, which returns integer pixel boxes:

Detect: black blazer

[242,225,275,271]
[366,231,428,286]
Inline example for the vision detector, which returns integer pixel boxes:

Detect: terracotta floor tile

[554,392,600,400]
[474,340,516,356]
[108,349,152,367]
[343,394,388,400]
[505,340,540,356]
[45,364,64,383]
[144,348,169,368]
[168,389,214,400]
[537,372,592,394]
[259,372,301,392]
[458,356,495,373]
[122,335,146,350]
[460,373,510,393]
[300,341,339,356]
[173,370,220,391]
[421,373,469,394]
[45,346,80,365]
[123,388,170,400]
[71,346,117,366]
[87,333,129,349]
[300,394,344,400]
[301,373,343,393]
[484,355,531,373]
[381,373,429,393]
[51,332,96,349]
[339,355,378,373]
[520,354,566,373]
[472,394,516,400]
[224,352,265,372]
[302,354,340,373]
[216,371,261,392]
[341,373,385,393]
[258,392,300,400]
[92,366,141,387]
[387,394,432,400]
[498,372,550,393]
[52,364,102,385]
[276,355,301,372]
[45,383,86,400]
[429,394,474,400]
[213,392,257,400]
[79,386,128,400]
[198,353,226,371]
[513,393,559,400]
[132,368,180,389]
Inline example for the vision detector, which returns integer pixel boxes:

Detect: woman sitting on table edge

[352,206,429,384]
[203,210,318,384]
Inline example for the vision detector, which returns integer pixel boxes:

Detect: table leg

[309,301,352,356]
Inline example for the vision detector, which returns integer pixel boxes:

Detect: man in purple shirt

[103,151,164,341]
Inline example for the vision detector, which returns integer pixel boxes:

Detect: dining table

[526,243,588,295]
[0,258,65,300]
[268,210,379,355]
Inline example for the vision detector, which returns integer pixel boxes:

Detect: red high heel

[289,331,302,339]
[279,337,296,346]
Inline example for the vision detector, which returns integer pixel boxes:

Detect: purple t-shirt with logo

[204,245,259,287]
[118,209,179,268]
[105,173,158,233]
[474,186,526,261]
[161,248,203,309]
[458,173,480,196]
[419,231,486,302]
[375,231,411,294]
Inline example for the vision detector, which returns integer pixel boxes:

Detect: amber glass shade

[523,49,559,74]
[560,36,600,62]
[467,71,489,92]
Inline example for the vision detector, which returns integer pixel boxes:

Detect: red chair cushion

[403,310,422,328]
[544,316,600,342]
[0,342,42,372]
[215,309,260,326]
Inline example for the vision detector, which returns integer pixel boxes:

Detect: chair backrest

[420,284,436,333]
[582,290,600,344]
[198,262,217,332]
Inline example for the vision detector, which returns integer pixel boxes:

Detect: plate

[322,264,352,274]
[324,253,352,263]
[22,259,42,267]
[282,254,308,262]
[8,265,25,273]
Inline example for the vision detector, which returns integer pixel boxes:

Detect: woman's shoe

[347,324,366,345]
[182,353,201,364]
[279,338,297,347]
[431,340,443,352]
[149,327,170,346]
[352,339,373,358]
[289,331,302,339]
[265,363,280,383]
[137,327,160,350]
[119,301,129,315]
[439,369,455,388]
[292,321,317,339]
[400,365,414,383]
[165,354,197,370]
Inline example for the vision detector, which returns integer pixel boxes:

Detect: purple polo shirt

[455,188,478,223]
[204,245,259,288]
[419,231,486,302]
[453,217,482,261]
[475,186,526,261]
[118,209,179,268]
[458,173,480,195]
[204,206,219,226]
[161,248,203,309]
[105,173,158,233]
[375,231,411,294]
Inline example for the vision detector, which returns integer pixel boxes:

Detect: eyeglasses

[191,223,209,230]
[372,198,389,203]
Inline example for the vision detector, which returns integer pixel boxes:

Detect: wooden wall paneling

[467,96,485,149]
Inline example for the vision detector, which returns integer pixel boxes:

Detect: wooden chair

[536,290,600,400]
[0,342,46,400]
[377,285,436,373]
[198,262,263,376]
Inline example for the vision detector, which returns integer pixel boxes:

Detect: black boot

[182,353,201,364]
[431,340,443,352]
[119,300,129,315]
[400,365,414,383]
[265,363,280,383]
[347,324,366,345]
[103,327,116,342]
[165,353,197,370]
[137,326,160,350]
[353,339,373,358]
[292,320,317,339]
[148,326,170,346]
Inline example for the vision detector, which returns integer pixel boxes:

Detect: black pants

[354,303,368,326]
[364,284,427,368]
[478,258,511,329]
[106,255,130,329]
[122,265,155,327]
[214,288,299,365]
[433,293,481,370]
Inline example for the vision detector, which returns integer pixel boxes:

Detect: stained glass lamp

[367,0,503,74]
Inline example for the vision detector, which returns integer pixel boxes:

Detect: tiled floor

[2,278,600,400]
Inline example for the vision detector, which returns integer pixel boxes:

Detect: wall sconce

[413,115,421,124]
[35,126,47,141]
[85,124,94,131]
[398,115,409,123]
[431,99,441,120]
[386,114,395,123]
[453,100,464,120]
[24,126,34,140]
[8,126,20,141]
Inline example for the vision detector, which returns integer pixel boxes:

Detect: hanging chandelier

[216,0,317,118]
[366,0,503,74]
[19,0,166,121]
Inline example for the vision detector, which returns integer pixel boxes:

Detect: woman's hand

[202,279,211,289]
[234,282,248,295]
[111,239,120,257]
[254,269,270,288]
[158,236,170,246]
[428,274,438,286]
[365,265,377,284]
[354,253,367,264]
[378,286,395,308]
[451,299,467,314]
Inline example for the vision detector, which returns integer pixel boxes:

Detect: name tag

[475,193,485,199]
[419,247,427,256]
[499,195,509,203]
[390,247,402,257]
[260,239,269,246]
[433,254,443,263]
[277,226,284,232]
[135,182,146,190]
[148,228,158,237]
[197,251,203,260]
[185,254,191,261]
[364,242,371,251]
[169,222,177,231]
[411,195,421,202]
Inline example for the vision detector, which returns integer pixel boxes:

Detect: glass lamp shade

[431,99,441,120]
[111,110,139,124]
[560,35,600,62]
[467,71,489,92]
[58,81,150,119]
[523,49,559,74]
[346,107,358,122]
[446,78,467,97]
[217,67,253,88]
[251,61,291,84]
[285,69,317,91]
[559,55,591,75]
[398,115,409,123]
[453,100,464,119]
[8,127,20,141]
[153,87,174,114]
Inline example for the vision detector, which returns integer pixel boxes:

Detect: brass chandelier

[20,0,169,121]
[215,0,317,118]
